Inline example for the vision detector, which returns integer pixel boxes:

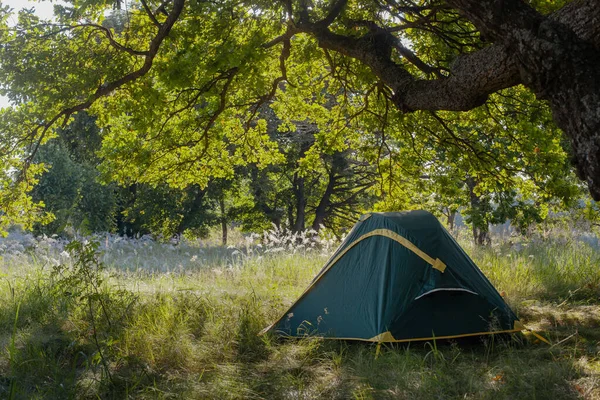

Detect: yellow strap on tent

[325,229,446,274]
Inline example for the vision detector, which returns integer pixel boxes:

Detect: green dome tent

[261,210,526,343]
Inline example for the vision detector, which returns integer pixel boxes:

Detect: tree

[27,111,224,238]
[371,87,582,244]
[243,110,377,233]
[264,98,378,232]
[30,113,118,235]
[115,182,216,238]
[0,0,598,233]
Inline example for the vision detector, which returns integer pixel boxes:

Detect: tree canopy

[0,0,598,234]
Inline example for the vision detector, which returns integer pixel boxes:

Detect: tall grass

[0,227,599,399]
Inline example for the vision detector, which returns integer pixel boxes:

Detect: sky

[2,0,57,21]
[0,0,62,108]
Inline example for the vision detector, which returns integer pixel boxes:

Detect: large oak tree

[0,0,598,230]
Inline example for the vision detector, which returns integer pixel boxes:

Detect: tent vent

[414,288,478,301]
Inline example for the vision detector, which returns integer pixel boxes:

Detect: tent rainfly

[261,210,527,343]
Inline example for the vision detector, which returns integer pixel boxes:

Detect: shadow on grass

[0,288,211,399]
[108,299,600,399]
[339,340,584,399]
[520,302,600,343]
[0,321,84,399]
[3,328,591,400]
[179,332,591,400]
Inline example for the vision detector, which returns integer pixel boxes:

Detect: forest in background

[28,107,599,246]
[0,1,599,245]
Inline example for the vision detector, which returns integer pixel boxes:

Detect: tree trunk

[293,172,306,232]
[447,0,600,200]
[287,204,294,230]
[511,17,600,201]
[447,209,456,232]
[312,171,336,232]
[219,195,227,246]
[249,167,282,228]
[466,177,490,246]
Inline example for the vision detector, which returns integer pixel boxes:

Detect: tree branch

[73,23,149,56]
[140,0,162,28]
[316,0,348,28]
[294,0,599,113]
[20,0,186,173]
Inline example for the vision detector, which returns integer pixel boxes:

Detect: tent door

[390,288,504,340]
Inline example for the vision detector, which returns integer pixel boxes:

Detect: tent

[261,210,525,343]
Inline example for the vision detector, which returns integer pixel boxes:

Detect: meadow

[1,225,599,399]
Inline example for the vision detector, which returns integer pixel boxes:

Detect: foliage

[0,0,596,240]
[116,183,214,238]
[27,106,376,238]
[370,88,582,242]
[31,140,118,236]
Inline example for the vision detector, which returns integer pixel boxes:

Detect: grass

[0,231,599,399]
